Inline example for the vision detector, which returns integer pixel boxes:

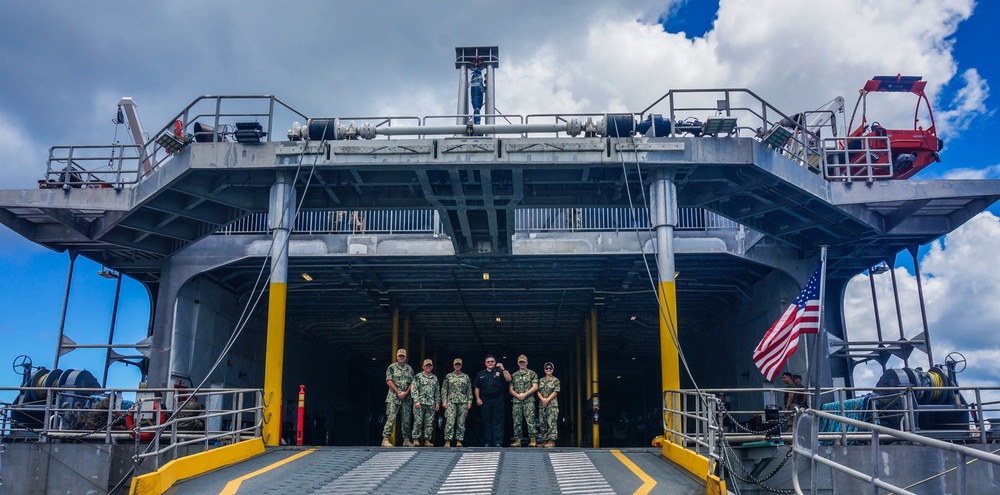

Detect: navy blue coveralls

[474,367,507,447]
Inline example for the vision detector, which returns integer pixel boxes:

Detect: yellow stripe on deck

[610,449,657,495]
[218,447,317,495]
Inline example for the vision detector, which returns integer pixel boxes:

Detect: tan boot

[402,438,413,447]
[528,437,537,447]
[544,440,555,448]
[455,441,463,447]
[510,438,521,447]
[424,439,433,447]
[381,437,393,447]
[443,440,451,447]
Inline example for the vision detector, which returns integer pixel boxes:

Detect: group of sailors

[381,349,561,448]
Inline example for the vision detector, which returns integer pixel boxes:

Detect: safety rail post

[236,390,245,443]
[296,385,305,446]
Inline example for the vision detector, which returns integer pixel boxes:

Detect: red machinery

[843,75,943,179]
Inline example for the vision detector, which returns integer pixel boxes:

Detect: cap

[517,354,527,363]
[453,358,463,365]
[422,359,433,367]
[396,348,407,357]
[544,362,554,370]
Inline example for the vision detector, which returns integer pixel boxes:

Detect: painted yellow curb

[129,438,266,495]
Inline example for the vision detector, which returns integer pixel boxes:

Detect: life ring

[125,401,166,441]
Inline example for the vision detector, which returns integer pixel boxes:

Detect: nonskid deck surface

[166,446,703,495]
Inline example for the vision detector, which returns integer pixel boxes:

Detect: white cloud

[0,113,46,189]
[845,212,1000,393]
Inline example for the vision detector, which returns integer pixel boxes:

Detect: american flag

[753,265,823,381]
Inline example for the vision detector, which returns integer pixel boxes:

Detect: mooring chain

[720,435,796,494]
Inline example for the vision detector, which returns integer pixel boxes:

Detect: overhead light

[631,357,637,360]
[762,126,793,148]
[371,357,377,361]
[701,117,737,136]
[616,375,622,379]
[233,122,267,143]
[301,273,313,281]
[495,316,502,322]
[155,132,188,153]
[482,272,490,280]
[359,316,368,322]
[629,315,637,321]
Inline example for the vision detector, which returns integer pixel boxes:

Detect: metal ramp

[165,447,704,495]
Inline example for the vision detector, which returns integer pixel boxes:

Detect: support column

[390,308,400,444]
[485,65,495,125]
[583,318,591,446]
[590,308,600,448]
[52,250,78,371]
[101,273,123,387]
[263,171,295,446]
[650,170,680,439]
[456,66,469,124]
[575,330,582,447]
[403,314,410,355]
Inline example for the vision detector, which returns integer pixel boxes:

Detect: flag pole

[809,246,828,408]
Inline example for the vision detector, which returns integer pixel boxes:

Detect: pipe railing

[1,385,262,467]
[791,407,1000,495]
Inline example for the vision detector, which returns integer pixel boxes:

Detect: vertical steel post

[102,273,123,387]
[485,65,496,125]
[591,308,600,448]
[390,308,399,445]
[456,66,469,124]
[888,261,909,367]
[650,170,680,440]
[576,331,582,447]
[263,171,294,446]
[52,250,78,371]
[909,246,934,366]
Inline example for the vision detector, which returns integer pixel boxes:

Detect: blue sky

[1,1,998,397]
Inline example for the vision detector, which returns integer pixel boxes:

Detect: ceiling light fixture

[482,272,490,280]
[301,273,313,281]
[359,316,367,322]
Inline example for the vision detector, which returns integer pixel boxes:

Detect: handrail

[664,385,1000,493]
[791,407,1000,495]
[1,385,262,468]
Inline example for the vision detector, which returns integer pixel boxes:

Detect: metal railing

[1,386,262,469]
[822,135,895,181]
[218,207,741,236]
[220,209,441,235]
[664,385,1000,493]
[792,407,1000,495]
[42,95,307,188]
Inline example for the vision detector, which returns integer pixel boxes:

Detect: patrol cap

[544,362,554,370]
[396,348,407,357]
[422,359,433,367]
[517,354,527,363]
[453,358,463,365]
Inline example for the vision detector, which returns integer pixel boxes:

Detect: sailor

[441,357,472,447]
[509,354,539,447]
[381,348,414,447]
[474,354,511,447]
[469,57,485,124]
[536,362,560,448]
[411,358,440,447]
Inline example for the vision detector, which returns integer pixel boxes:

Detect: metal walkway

[165,447,703,495]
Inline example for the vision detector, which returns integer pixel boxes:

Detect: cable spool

[125,401,166,441]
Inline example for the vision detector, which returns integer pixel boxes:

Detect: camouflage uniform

[537,375,561,442]
[382,362,414,439]
[410,371,440,442]
[510,368,539,440]
[441,371,472,442]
